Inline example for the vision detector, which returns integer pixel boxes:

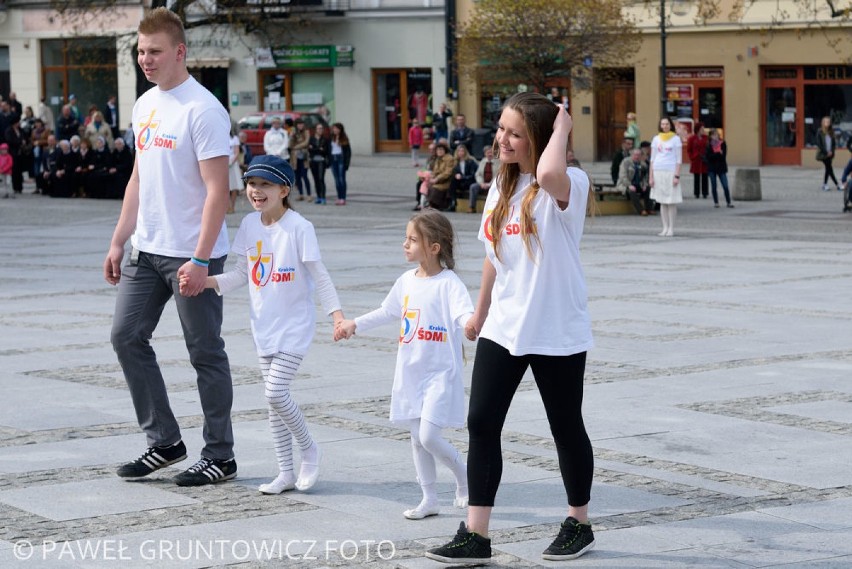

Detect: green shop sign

[256,45,355,69]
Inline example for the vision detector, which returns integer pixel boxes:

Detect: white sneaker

[822,184,831,191]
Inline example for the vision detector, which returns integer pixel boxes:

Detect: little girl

[191,154,344,494]
[335,210,473,519]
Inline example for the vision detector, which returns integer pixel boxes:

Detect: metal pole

[446,0,457,100]
[660,0,667,120]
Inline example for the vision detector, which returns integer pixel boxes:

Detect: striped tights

[259,352,313,476]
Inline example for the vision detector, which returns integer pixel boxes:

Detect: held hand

[103,244,124,285]
[464,313,485,341]
[177,262,208,297]
[334,320,356,341]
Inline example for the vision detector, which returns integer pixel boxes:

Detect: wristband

[190,256,210,268]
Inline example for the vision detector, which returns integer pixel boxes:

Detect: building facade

[0,0,448,154]
[454,0,852,167]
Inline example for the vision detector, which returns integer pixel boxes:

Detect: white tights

[659,204,678,237]
[409,419,467,504]
[259,352,313,476]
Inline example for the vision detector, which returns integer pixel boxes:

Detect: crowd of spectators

[0,91,132,199]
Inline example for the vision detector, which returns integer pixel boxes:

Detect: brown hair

[410,209,456,270]
[138,7,186,47]
[490,92,559,261]
[332,122,349,146]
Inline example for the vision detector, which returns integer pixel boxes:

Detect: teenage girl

[427,92,596,565]
[193,154,344,494]
[335,209,473,520]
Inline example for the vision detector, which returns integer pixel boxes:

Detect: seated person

[448,144,478,212]
[111,137,134,198]
[616,148,654,216]
[50,140,80,198]
[468,146,499,213]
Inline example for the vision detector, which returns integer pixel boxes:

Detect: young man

[103,7,236,487]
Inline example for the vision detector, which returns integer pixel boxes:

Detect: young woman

[426,92,595,565]
[706,128,734,208]
[308,123,330,204]
[649,117,683,237]
[329,122,352,205]
[815,116,840,191]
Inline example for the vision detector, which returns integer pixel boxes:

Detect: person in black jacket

[449,114,474,153]
[308,123,331,204]
[50,140,80,198]
[449,144,478,212]
[705,128,733,208]
[329,122,352,205]
[86,136,114,198]
[111,137,133,198]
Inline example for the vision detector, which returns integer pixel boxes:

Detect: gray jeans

[110,249,234,460]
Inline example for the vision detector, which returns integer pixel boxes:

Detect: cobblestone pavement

[0,156,851,568]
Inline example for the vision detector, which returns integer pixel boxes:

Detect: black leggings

[822,158,838,186]
[467,338,593,508]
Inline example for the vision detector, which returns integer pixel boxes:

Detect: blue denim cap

[243,155,294,187]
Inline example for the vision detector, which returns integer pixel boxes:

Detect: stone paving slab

[1,158,851,567]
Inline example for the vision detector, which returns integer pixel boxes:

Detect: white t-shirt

[215,210,338,356]
[477,168,594,356]
[354,269,473,428]
[650,134,682,171]
[130,76,231,258]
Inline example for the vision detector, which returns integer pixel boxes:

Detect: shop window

[292,72,333,123]
[804,84,852,148]
[406,70,431,127]
[765,87,797,148]
[41,38,117,125]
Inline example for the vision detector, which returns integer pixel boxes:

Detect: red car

[237,111,328,157]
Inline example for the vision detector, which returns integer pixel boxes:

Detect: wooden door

[373,69,409,153]
[595,71,635,161]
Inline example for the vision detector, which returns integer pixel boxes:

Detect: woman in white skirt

[649,117,683,237]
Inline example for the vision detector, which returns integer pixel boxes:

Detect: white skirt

[650,169,682,204]
[228,162,244,191]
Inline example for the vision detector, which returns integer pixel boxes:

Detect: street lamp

[660,0,691,119]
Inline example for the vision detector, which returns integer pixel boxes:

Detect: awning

[187,58,230,69]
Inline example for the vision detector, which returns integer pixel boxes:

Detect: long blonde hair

[490,92,559,261]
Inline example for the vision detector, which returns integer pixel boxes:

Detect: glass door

[763,86,798,164]
[373,70,405,152]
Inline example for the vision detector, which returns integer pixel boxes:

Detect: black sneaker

[425,522,491,565]
[174,457,237,487]
[542,516,595,561]
[116,441,187,478]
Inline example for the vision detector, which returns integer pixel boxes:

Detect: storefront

[254,45,354,122]
[761,65,852,165]
[665,67,724,139]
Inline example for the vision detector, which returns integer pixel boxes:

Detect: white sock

[295,442,321,491]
